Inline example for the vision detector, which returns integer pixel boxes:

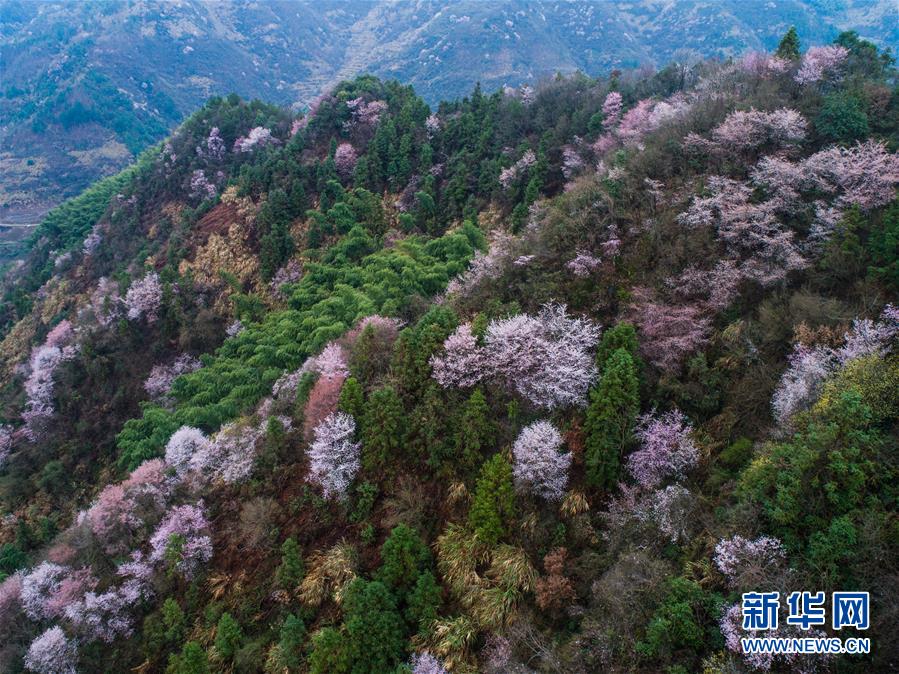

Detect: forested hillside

[1,29,898,674]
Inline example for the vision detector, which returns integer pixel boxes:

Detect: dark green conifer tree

[361,385,406,470]
[776,26,801,60]
[453,388,495,470]
[584,348,639,489]
[468,453,515,544]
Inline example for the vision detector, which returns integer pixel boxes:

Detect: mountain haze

[1,0,894,221]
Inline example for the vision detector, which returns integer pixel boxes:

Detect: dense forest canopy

[0,27,897,674]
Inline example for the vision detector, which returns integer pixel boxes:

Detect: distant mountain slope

[0,0,893,220]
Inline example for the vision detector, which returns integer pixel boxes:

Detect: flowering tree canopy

[629,289,711,373]
[64,576,150,643]
[334,143,359,178]
[148,504,213,580]
[739,51,789,78]
[24,626,77,674]
[307,412,360,499]
[233,126,276,152]
[164,426,212,476]
[627,409,698,488]
[795,45,848,85]
[21,562,72,620]
[566,250,602,277]
[771,344,836,423]
[86,458,171,554]
[512,420,571,501]
[429,323,484,389]
[714,535,785,589]
[345,97,388,131]
[190,420,266,485]
[601,91,623,130]
[22,323,78,440]
[410,652,449,674]
[772,304,898,422]
[200,126,226,160]
[143,354,202,404]
[432,304,600,409]
[124,272,162,323]
[189,169,217,200]
[499,149,536,189]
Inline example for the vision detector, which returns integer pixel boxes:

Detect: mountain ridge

[1,0,894,223]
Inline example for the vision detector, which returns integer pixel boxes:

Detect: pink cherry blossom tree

[638,485,695,543]
[739,51,789,78]
[45,320,74,348]
[85,276,122,328]
[601,91,623,131]
[201,126,226,160]
[64,578,149,643]
[628,289,710,373]
[617,99,656,146]
[499,150,537,189]
[143,354,202,404]
[86,459,171,555]
[22,325,78,440]
[164,426,212,477]
[0,572,24,632]
[82,223,103,256]
[148,504,213,580]
[485,303,600,409]
[270,258,303,299]
[431,304,600,409]
[429,323,485,389]
[795,45,849,85]
[627,409,698,488]
[445,232,515,298]
[310,342,350,380]
[190,420,266,485]
[676,176,807,286]
[21,562,69,620]
[801,140,899,212]
[713,535,785,589]
[410,652,449,674]
[86,483,142,555]
[561,146,586,180]
[837,305,899,363]
[345,98,388,131]
[566,251,602,277]
[707,108,807,152]
[43,567,97,619]
[233,126,277,153]
[669,259,742,312]
[24,626,77,674]
[122,458,172,502]
[771,344,836,423]
[512,420,571,501]
[189,170,217,200]
[124,271,162,323]
[334,143,359,179]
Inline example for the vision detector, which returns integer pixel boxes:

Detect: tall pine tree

[469,453,516,544]
[584,348,639,489]
[361,385,406,471]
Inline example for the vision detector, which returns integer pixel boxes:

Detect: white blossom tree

[512,420,571,501]
[307,412,360,499]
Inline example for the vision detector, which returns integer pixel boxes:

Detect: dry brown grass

[299,541,358,607]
